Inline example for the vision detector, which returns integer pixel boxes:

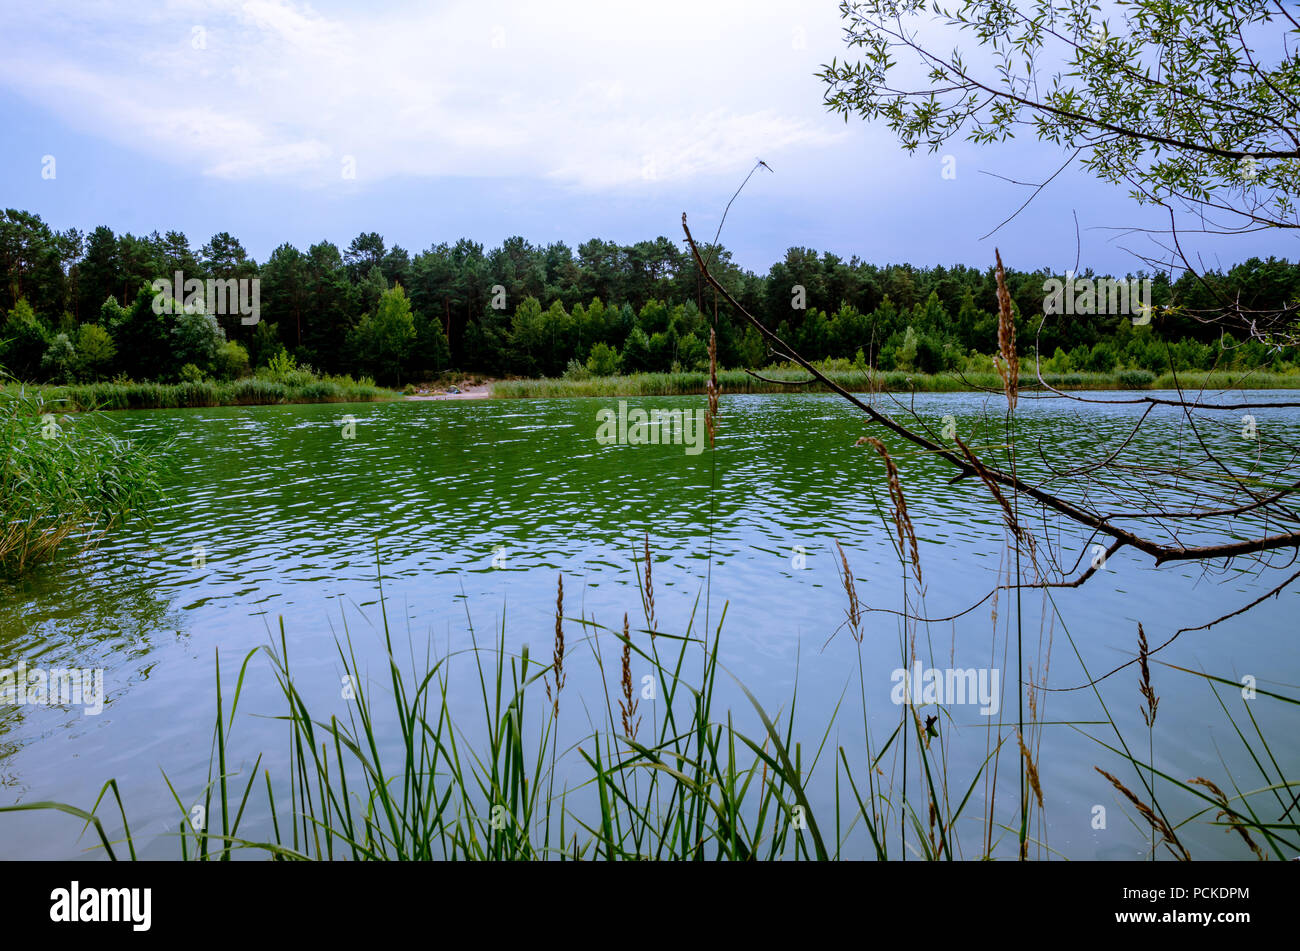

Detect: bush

[74,324,116,381]
[213,340,251,381]
[261,349,297,381]
[563,358,592,381]
[586,341,622,377]
[171,311,227,376]
[1085,341,1120,373]
[1115,369,1155,388]
[178,363,206,384]
[40,333,77,383]
[1,299,52,381]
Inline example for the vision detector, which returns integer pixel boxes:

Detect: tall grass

[5,542,1292,861]
[0,389,163,574]
[15,376,401,412]
[1150,370,1300,390]
[488,368,1249,399]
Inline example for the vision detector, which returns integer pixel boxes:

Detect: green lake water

[1,391,1297,859]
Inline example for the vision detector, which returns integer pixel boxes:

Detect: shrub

[74,324,116,381]
[40,333,77,383]
[178,363,206,384]
[1115,369,1156,388]
[563,358,592,381]
[213,340,251,381]
[1,299,52,381]
[261,349,297,381]
[171,311,227,376]
[586,341,621,377]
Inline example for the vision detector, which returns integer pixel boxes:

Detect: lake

[2,390,1297,859]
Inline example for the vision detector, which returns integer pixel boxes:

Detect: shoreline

[11,368,1300,412]
[488,368,1300,399]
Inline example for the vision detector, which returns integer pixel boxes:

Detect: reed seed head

[643,531,656,638]
[1017,729,1044,810]
[619,612,640,741]
[705,329,719,447]
[835,539,862,643]
[1096,766,1190,860]
[1137,622,1159,728]
[993,249,1018,411]
[1189,777,1266,860]
[863,436,922,585]
[546,572,566,717]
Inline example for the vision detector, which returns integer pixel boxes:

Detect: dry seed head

[705,329,719,447]
[863,436,922,585]
[546,572,566,717]
[835,539,862,643]
[1189,777,1266,860]
[1017,730,1044,810]
[643,531,656,638]
[1096,767,1190,860]
[619,612,640,741]
[994,249,1018,411]
[1137,622,1159,728]
[956,437,1026,544]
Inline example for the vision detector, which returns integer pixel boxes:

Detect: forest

[2,207,1298,386]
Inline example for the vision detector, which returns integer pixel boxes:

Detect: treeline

[2,207,1299,386]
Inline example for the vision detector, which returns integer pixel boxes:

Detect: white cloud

[0,0,847,189]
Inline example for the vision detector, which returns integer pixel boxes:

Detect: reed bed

[1149,370,1300,390]
[13,377,401,412]
[0,389,163,574]
[487,369,1235,399]
[5,540,1294,861]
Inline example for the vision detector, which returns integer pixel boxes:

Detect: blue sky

[0,0,1291,276]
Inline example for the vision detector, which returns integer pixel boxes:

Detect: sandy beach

[404,382,493,400]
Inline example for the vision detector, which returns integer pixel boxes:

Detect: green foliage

[895,326,919,371]
[411,310,451,378]
[0,206,1298,385]
[74,324,115,381]
[261,348,298,382]
[621,326,652,373]
[1115,369,1155,388]
[213,340,250,381]
[676,331,708,371]
[820,1,1299,225]
[20,375,399,411]
[1,298,51,380]
[248,320,282,368]
[108,285,171,381]
[0,391,162,574]
[585,340,621,377]
[349,284,417,385]
[40,333,77,383]
[562,358,591,381]
[171,310,227,377]
[178,363,206,384]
